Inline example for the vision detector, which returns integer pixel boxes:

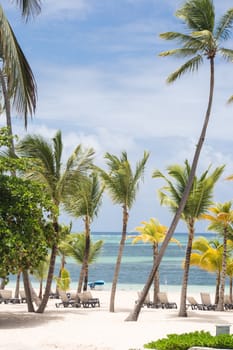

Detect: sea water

[7,231,220,294]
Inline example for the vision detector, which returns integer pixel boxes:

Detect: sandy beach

[0,289,232,350]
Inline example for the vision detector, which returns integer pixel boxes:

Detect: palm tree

[190,236,222,304]
[98,151,149,312]
[126,0,233,321]
[59,233,104,293]
[63,171,104,291]
[16,130,94,313]
[153,162,223,316]
[201,202,233,310]
[130,218,180,304]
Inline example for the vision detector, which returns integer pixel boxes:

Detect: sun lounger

[77,291,100,308]
[224,295,233,310]
[19,290,27,303]
[135,291,161,308]
[0,289,20,304]
[157,292,177,309]
[55,290,81,308]
[200,292,216,310]
[186,296,205,310]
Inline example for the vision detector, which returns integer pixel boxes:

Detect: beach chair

[157,292,177,309]
[55,290,81,308]
[135,291,152,308]
[200,292,216,310]
[136,291,161,308]
[0,289,20,304]
[186,296,205,310]
[19,290,27,303]
[224,295,233,310]
[77,291,100,308]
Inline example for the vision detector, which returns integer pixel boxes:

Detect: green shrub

[144,330,233,350]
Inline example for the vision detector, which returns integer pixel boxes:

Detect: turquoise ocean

[8,231,221,294]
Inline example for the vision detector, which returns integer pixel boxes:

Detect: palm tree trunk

[22,270,34,312]
[216,228,227,311]
[0,68,15,155]
[215,271,221,304]
[125,57,215,322]
[83,215,91,291]
[77,264,85,293]
[36,243,57,313]
[153,244,160,304]
[109,205,128,312]
[38,280,43,299]
[230,277,232,303]
[178,219,195,317]
[14,272,21,298]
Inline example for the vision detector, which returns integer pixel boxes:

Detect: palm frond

[215,8,233,41]
[0,6,37,127]
[53,131,62,179]
[159,47,200,58]
[176,0,215,32]
[13,0,41,21]
[166,55,203,83]
[219,48,233,62]
[159,31,193,43]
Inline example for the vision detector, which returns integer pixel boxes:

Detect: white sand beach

[0,290,232,350]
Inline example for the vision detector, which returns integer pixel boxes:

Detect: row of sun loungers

[187,293,233,311]
[0,289,26,304]
[55,290,100,308]
[136,291,233,311]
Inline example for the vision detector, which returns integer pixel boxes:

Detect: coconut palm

[126,0,233,321]
[190,236,222,304]
[63,171,104,291]
[98,151,149,312]
[59,233,104,293]
[16,130,95,313]
[130,218,180,304]
[153,161,224,316]
[201,202,233,310]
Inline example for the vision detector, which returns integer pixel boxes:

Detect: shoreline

[0,289,232,350]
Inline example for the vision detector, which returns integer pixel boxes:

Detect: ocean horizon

[6,231,223,295]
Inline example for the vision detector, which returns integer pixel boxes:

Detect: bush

[144,330,233,350]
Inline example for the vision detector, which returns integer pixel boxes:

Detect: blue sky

[2,0,233,233]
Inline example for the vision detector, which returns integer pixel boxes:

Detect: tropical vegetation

[97,151,149,312]
[153,161,224,316]
[126,0,233,322]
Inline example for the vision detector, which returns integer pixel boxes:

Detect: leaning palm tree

[201,202,233,310]
[98,151,149,312]
[130,218,180,304]
[153,162,224,317]
[59,233,104,293]
[190,236,222,304]
[63,171,104,291]
[16,130,95,313]
[126,0,233,322]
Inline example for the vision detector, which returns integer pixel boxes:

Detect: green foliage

[59,233,104,264]
[144,331,233,350]
[55,268,71,292]
[0,174,54,275]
